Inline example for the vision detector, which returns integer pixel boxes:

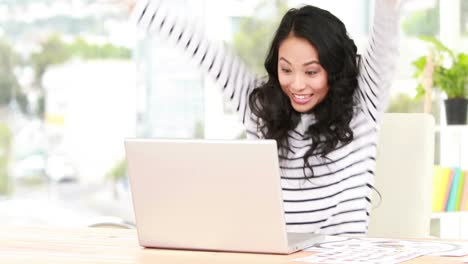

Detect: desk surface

[0,226,465,264]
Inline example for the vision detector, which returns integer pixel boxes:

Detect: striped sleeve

[357,0,400,124]
[131,0,259,126]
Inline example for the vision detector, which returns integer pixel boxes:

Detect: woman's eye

[306,70,317,76]
[281,68,291,73]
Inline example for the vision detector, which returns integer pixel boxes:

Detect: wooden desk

[0,226,464,264]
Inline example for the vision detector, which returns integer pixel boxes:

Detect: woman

[132,0,402,236]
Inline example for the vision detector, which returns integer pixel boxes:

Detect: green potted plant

[412,36,468,124]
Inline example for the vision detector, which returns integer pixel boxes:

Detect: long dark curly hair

[249,5,360,178]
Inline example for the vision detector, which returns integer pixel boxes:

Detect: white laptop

[124,138,324,254]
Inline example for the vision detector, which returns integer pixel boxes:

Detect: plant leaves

[419,36,455,59]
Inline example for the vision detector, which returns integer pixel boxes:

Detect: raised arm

[131,0,260,125]
[357,0,401,123]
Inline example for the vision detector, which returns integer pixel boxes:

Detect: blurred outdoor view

[0,0,467,227]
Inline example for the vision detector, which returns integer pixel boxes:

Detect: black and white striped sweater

[132,0,400,236]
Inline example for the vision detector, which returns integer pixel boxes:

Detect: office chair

[368,113,435,238]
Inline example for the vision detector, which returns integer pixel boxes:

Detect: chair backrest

[368,113,435,238]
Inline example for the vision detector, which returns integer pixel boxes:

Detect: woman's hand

[382,0,410,10]
[104,0,137,14]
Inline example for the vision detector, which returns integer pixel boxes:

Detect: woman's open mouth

[291,93,313,105]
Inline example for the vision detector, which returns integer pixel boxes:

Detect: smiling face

[277,34,329,113]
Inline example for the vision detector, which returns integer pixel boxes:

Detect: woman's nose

[290,74,306,91]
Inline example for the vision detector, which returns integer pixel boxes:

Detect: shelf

[430,212,468,239]
[436,124,468,169]
[431,127,468,239]
[431,211,468,219]
[435,125,468,133]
